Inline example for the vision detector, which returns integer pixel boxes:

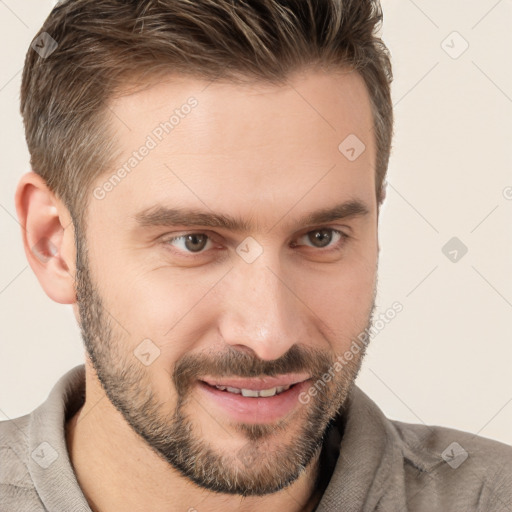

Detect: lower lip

[197,380,311,424]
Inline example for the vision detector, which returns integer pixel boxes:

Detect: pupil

[185,234,207,252]
[310,229,331,248]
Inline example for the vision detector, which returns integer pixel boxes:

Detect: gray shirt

[1,365,511,511]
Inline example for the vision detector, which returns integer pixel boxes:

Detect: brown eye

[308,229,334,248]
[183,234,208,252]
[165,233,212,253]
[294,228,347,251]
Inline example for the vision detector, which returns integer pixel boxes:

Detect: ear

[15,172,77,304]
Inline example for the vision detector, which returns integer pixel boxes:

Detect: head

[17,0,392,497]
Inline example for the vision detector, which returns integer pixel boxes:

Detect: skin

[15,67,379,512]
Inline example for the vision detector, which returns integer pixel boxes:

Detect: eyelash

[161,228,349,258]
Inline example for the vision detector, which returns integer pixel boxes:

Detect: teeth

[258,387,277,397]
[241,389,259,397]
[214,384,292,397]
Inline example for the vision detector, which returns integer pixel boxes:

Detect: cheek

[298,250,377,338]
[99,265,222,356]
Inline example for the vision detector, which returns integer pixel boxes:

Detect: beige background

[0,0,511,445]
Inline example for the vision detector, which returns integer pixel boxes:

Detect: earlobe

[15,172,77,305]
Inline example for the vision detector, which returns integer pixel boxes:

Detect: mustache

[172,344,335,396]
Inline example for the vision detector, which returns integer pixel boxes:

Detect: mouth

[197,374,311,424]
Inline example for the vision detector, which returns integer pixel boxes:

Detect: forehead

[92,69,376,232]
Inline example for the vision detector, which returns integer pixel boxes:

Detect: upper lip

[200,373,311,390]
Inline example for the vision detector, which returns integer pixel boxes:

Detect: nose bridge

[219,254,303,361]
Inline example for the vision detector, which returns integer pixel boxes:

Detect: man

[1,0,511,511]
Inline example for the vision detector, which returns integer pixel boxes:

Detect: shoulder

[0,412,31,483]
[0,413,45,510]
[391,419,512,468]
[391,419,512,509]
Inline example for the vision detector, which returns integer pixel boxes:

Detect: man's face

[75,69,379,495]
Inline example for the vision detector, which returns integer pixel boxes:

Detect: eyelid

[297,223,353,237]
[163,224,351,240]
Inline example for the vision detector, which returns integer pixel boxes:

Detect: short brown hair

[20,0,393,229]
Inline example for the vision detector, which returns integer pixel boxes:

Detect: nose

[217,256,307,361]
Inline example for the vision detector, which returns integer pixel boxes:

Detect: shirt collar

[316,384,408,511]
[28,364,409,512]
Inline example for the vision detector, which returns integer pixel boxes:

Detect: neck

[65,381,323,512]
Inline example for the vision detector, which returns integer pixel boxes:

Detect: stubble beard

[75,239,374,496]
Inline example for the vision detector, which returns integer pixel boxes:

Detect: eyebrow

[133,199,370,233]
